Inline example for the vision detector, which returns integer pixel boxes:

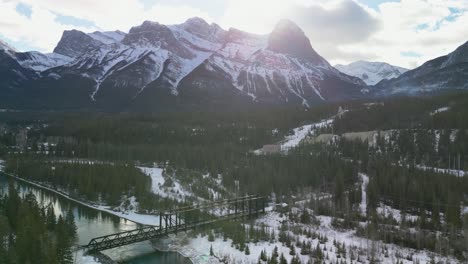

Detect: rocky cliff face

[0,17,366,111]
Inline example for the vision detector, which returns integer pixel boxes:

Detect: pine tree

[45,205,56,231]
[273,246,279,258]
[261,249,268,261]
[208,231,215,242]
[279,253,288,264]
[289,245,296,256]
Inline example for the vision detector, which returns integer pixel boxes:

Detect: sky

[0,0,467,69]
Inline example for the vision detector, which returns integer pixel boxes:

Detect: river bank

[0,170,160,226]
[0,168,193,264]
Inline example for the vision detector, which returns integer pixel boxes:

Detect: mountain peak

[184,17,210,28]
[53,29,103,57]
[267,19,323,64]
[272,19,304,35]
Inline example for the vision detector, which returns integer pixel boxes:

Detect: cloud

[0,1,95,51]
[0,0,213,52]
[297,0,468,68]
[290,1,381,45]
[283,0,381,64]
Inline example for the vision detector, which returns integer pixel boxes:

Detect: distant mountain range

[335,61,408,85]
[0,18,365,111]
[374,40,468,95]
[0,17,468,111]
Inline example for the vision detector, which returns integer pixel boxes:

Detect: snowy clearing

[281,119,333,151]
[137,166,192,202]
[158,211,457,264]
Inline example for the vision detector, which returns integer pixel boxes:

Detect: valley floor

[150,210,460,264]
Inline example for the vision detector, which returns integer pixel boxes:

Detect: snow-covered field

[157,211,457,264]
[281,119,333,151]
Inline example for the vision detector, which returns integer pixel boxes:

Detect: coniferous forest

[0,92,467,262]
[0,183,77,264]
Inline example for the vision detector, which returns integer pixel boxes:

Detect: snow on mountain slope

[335,61,408,85]
[49,19,225,98]
[88,30,126,44]
[375,40,468,95]
[197,21,365,105]
[59,44,170,100]
[1,17,367,109]
[15,52,73,72]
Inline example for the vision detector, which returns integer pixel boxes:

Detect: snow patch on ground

[415,165,466,177]
[359,173,369,216]
[376,203,419,223]
[74,249,101,264]
[137,166,192,202]
[430,106,449,116]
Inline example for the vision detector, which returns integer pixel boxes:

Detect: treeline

[333,92,468,133]
[337,129,468,171]
[0,183,77,264]
[1,105,339,171]
[222,144,358,196]
[332,135,468,228]
[4,156,150,206]
[367,156,468,227]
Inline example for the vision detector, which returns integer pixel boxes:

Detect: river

[0,173,191,264]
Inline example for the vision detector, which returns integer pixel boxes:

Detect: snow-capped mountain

[0,17,366,110]
[14,52,73,72]
[335,61,408,85]
[179,19,365,107]
[375,40,468,95]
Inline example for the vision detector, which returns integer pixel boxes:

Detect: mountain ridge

[0,17,366,111]
[335,61,408,85]
[374,41,468,95]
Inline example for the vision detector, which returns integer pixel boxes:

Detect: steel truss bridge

[84,195,266,252]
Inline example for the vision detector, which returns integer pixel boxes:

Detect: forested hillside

[0,91,467,263]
